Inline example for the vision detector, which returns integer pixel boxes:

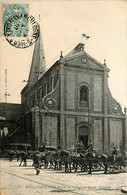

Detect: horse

[77,153,88,172]
[80,149,104,174]
[59,150,80,172]
[44,151,62,170]
[59,150,73,172]
[51,151,62,170]
[99,153,109,174]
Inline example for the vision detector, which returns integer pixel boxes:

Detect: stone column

[31,108,35,148]
[125,115,127,152]
[41,113,45,144]
[103,61,108,153]
[59,63,65,148]
[34,106,40,148]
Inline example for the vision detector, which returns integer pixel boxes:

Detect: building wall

[43,116,58,146]
[109,119,123,151]
[66,71,75,110]
[65,117,75,151]
[64,66,104,113]
[93,76,103,112]
[93,119,103,152]
[0,103,22,122]
[21,63,59,112]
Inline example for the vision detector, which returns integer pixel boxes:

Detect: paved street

[0,159,126,195]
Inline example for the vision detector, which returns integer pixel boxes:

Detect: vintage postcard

[0,1,127,195]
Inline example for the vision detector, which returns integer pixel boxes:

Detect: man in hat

[112,147,118,161]
[33,151,41,175]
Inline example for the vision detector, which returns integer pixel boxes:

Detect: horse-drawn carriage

[39,148,127,174]
[106,155,127,173]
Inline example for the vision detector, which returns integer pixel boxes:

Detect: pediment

[60,43,107,71]
[61,52,105,71]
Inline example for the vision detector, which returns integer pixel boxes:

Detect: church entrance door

[78,125,89,149]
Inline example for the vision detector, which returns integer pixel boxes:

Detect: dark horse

[78,150,108,174]
[44,151,62,170]
[59,150,80,172]
[59,150,72,172]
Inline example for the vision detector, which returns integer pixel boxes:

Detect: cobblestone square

[0,159,126,195]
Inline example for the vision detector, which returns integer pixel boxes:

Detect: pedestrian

[19,151,27,166]
[33,151,41,175]
[41,143,46,152]
[9,150,13,162]
[87,150,93,174]
[23,151,27,166]
[112,147,117,155]
[112,147,117,161]
[57,145,62,151]
[88,140,93,151]
[19,151,25,166]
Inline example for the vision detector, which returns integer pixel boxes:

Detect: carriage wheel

[92,164,100,171]
[108,165,114,173]
[120,165,127,173]
[113,164,121,173]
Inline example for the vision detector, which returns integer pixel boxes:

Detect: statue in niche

[80,86,88,102]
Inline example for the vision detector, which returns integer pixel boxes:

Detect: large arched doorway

[78,125,90,148]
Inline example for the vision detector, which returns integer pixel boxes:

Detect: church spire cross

[60,51,63,59]
[104,59,107,66]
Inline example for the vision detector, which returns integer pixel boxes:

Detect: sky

[0,0,127,111]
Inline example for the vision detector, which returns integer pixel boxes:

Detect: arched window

[44,82,47,95]
[39,87,42,100]
[51,76,54,91]
[79,85,89,109]
[34,91,37,105]
[80,86,89,102]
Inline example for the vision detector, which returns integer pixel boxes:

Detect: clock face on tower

[81,57,87,64]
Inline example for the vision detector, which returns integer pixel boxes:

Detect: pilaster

[103,61,108,152]
[124,111,127,152]
[59,63,65,148]
[33,106,40,148]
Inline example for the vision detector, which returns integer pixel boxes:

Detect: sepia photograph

[0,1,127,194]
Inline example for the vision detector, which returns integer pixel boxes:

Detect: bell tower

[28,27,46,85]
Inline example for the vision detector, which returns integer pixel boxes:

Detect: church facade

[19,34,126,154]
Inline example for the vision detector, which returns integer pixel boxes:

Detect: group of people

[7,141,122,176]
[77,140,93,152]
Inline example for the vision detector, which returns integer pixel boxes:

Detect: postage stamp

[2,4,39,48]
[2,4,29,27]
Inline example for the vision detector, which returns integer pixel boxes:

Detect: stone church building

[2,32,126,153]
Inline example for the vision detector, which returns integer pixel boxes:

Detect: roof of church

[60,43,107,70]
[62,43,85,59]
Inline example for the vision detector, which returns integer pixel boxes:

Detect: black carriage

[107,155,127,173]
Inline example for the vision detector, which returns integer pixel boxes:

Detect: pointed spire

[28,26,46,84]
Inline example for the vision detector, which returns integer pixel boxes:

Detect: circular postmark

[4,14,39,48]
